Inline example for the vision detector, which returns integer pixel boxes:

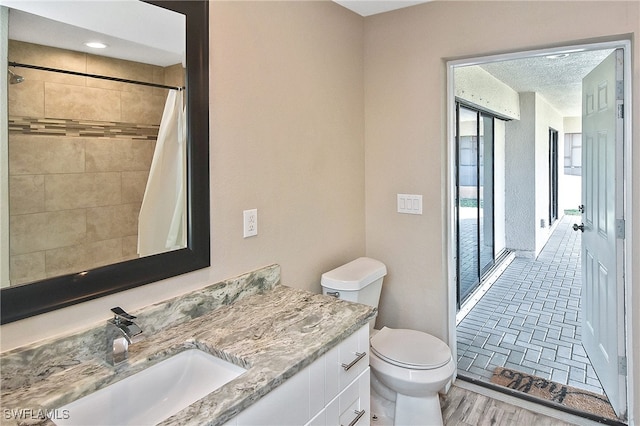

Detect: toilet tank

[321,257,387,309]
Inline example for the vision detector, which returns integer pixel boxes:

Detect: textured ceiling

[479,49,614,117]
[332,1,613,118]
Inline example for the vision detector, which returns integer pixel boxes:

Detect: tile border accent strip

[9,116,159,140]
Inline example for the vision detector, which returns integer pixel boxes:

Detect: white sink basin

[54,349,246,426]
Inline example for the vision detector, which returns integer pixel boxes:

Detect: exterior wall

[534,93,564,255]
[505,92,537,257]
[6,41,177,285]
[561,116,582,214]
[564,116,582,133]
[504,92,565,258]
[494,91,564,259]
[494,119,506,256]
[455,65,520,120]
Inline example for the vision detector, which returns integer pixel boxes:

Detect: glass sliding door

[479,115,495,275]
[456,103,495,308]
[457,106,479,305]
[549,128,559,226]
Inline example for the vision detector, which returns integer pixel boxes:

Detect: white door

[580,49,626,418]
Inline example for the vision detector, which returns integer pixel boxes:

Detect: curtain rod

[8,61,184,91]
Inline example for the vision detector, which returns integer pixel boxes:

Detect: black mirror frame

[1,0,210,324]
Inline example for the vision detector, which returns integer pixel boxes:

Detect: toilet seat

[370,327,451,370]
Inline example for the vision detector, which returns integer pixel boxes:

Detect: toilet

[321,257,455,426]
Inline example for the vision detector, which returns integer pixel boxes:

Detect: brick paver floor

[456,215,605,395]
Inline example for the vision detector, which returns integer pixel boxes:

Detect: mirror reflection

[2,1,187,288]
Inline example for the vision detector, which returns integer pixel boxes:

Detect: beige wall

[1,1,365,349]
[209,1,365,290]
[364,0,638,419]
[2,0,639,419]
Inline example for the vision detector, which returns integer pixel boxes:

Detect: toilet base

[395,393,443,426]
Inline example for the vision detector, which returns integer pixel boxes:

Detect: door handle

[578,204,585,213]
[573,223,585,232]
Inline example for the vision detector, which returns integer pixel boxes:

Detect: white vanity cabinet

[307,368,370,426]
[224,324,370,426]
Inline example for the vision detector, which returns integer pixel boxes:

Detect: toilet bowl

[369,327,454,426]
[321,258,455,425]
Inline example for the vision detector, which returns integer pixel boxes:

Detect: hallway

[456,215,604,395]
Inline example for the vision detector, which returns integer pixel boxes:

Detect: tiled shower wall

[7,41,184,286]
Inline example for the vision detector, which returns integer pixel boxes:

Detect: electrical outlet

[243,209,258,238]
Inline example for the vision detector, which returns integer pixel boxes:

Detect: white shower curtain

[137,89,186,257]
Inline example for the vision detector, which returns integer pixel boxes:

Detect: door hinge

[616,80,624,101]
[617,104,624,119]
[619,356,628,376]
[616,218,626,239]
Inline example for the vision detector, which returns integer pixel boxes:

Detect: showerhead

[8,68,24,84]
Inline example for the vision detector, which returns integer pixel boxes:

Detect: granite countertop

[1,277,376,426]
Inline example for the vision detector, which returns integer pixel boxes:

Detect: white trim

[446,38,634,423]
[446,60,458,377]
[0,6,8,289]
[621,39,634,425]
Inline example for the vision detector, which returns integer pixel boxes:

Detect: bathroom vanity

[225,324,370,426]
[0,265,375,426]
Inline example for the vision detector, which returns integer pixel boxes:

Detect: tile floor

[456,215,605,395]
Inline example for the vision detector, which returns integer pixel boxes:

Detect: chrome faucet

[106,307,143,366]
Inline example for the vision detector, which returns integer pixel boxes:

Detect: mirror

[5,1,188,285]
[0,0,210,324]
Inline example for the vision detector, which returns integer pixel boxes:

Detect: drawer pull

[327,291,340,298]
[341,351,366,371]
[342,409,366,426]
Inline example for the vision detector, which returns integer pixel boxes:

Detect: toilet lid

[370,327,451,370]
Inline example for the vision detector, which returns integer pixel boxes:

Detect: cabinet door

[306,407,326,426]
[229,324,370,426]
[326,325,370,402]
[325,368,370,426]
[309,351,326,416]
[235,366,311,426]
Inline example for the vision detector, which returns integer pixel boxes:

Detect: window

[564,133,582,176]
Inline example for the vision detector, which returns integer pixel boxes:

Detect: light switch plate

[397,194,423,215]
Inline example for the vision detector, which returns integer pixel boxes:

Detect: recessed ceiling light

[85,42,108,49]
[545,53,569,59]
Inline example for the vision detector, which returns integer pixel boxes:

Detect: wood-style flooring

[440,386,575,426]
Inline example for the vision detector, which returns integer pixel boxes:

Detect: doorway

[447,40,633,423]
